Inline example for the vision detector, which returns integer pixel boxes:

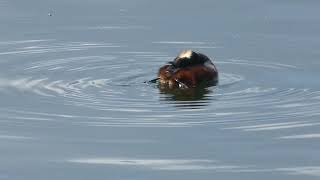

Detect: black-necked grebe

[157,50,218,88]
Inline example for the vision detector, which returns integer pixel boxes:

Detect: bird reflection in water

[158,86,216,109]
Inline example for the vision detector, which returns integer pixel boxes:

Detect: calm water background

[1,0,320,179]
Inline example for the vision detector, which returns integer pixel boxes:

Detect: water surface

[1,0,320,179]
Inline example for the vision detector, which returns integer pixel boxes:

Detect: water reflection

[158,86,214,108]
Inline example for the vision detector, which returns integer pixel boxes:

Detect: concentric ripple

[0,39,319,134]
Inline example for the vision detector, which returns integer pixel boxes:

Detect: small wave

[152,41,208,44]
[225,121,320,131]
[219,59,298,69]
[87,25,147,30]
[218,73,244,87]
[0,39,53,46]
[277,166,320,177]
[279,134,320,139]
[0,77,66,96]
[0,41,121,56]
[67,157,246,171]
[0,134,32,140]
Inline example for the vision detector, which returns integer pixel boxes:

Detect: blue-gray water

[1,0,320,179]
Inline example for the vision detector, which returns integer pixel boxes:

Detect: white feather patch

[178,50,193,59]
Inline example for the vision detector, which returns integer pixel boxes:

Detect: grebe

[157,50,218,88]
